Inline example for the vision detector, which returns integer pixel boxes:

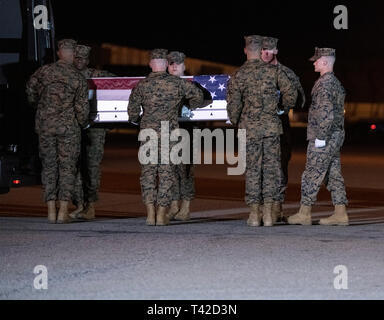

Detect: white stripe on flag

[196,100,227,110]
[96,89,132,101]
[96,101,129,112]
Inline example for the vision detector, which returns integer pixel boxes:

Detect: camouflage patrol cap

[75,45,91,58]
[309,47,336,61]
[150,48,168,60]
[167,51,186,64]
[57,39,77,50]
[262,37,279,50]
[244,35,263,47]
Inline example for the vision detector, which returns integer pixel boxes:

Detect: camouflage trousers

[170,122,196,201]
[140,163,176,207]
[171,164,195,201]
[275,114,292,202]
[245,135,281,205]
[301,131,348,206]
[139,138,176,207]
[72,128,106,205]
[38,129,80,202]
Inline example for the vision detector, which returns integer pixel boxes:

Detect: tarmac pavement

[1,205,384,300]
[1,139,383,300]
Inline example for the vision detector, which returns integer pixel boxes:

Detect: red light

[13,179,21,185]
[370,124,377,130]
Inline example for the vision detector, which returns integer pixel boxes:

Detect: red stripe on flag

[87,76,196,90]
[88,77,144,90]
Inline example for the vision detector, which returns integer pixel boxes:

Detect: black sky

[53,1,384,64]
[52,0,384,101]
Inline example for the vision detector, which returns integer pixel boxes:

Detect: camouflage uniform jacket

[227,59,297,138]
[307,72,345,141]
[128,71,204,131]
[26,60,89,134]
[278,62,306,109]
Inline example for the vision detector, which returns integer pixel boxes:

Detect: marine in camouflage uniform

[166,51,194,221]
[166,51,212,221]
[70,45,115,221]
[128,49,204,226]
[288,47,349,226]
[261,36,306,223]
[26,39,89,224]
[227,35,297,227]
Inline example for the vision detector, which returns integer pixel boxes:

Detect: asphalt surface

[1,133,384,300]
[1,213,384,300]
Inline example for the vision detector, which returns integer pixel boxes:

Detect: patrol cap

[57,39,77,50]
[262,36,279,50]
[150,48,168,60]
[75,45,91,59]
[244,35,263,48]
[167,51,186,64]
[309,47,336,61]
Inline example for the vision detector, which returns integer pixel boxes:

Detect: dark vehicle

[0,0,55,193]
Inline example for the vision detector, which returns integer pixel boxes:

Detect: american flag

[88,75,230,123]
[88,77,142,122]
[192,75,230,101]
[182,75,230,121]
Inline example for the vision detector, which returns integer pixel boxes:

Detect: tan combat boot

[271,201,282,224]
[57,201,74,224]
[146,203,156,226]
[287,204,312,225]
[247,204,261,227]
[77,202,96,221]
[69,203,84,219]
[156,206,169,226]
[174,200,190,221]
[319,204,349,226]
[263,202,274,227]
[166,200,179,220]
[47,200,57,224]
